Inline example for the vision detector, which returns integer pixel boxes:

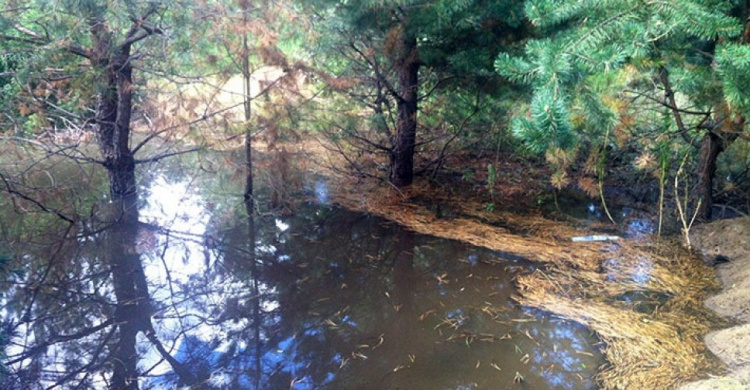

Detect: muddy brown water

[0,152,604,389]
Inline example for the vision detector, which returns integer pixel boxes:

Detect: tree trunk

[90,20,137,199]
[696,12,750,220]
[696,110,745,220]
[242,25,254,210]
[696,131,722,220]
[389,31,420,188]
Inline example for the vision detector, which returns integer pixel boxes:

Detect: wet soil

[681,217,750,389]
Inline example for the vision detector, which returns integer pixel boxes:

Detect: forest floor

[284,136,749,389]
[681,218,750,390]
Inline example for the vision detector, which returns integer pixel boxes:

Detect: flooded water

[0,151,604,389]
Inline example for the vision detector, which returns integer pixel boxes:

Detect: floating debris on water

[571,235,621,242]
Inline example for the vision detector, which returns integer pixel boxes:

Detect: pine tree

[301,0,526,187]
[0,0,170,199]
[496,0,749,219]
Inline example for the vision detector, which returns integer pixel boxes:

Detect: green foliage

[307,0,525,75]
[496,39,577,87]
[512,88,575,154]
[297,0,529,179]
[0,52,18,88]
[0,0,168,133]
[716,43,750,117]
[0,54,22,125]
[496,0,747,157]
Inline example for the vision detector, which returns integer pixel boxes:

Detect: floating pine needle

[334,306,350,316]
[479,333,497,342]
[351,351,367,360]
[418,309,436,321]
[392,365,409,372]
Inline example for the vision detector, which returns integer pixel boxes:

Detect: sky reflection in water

[1,164,604,389]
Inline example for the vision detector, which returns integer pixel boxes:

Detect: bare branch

[0,172,76,224]
[418,76,454,102]
[657,67,703,148]
[132,75,284,155]
[131,102,243,154]
[7,319,114,366]
[43,327,116,390]
[347,40,401,102]
[0,32,91,58]
[134,147,202,165]
[624,88,711,116]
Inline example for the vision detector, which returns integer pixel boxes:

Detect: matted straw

[315,171,725,389]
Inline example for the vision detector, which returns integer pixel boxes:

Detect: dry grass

[517,258,723,389]
[306,138,726,389]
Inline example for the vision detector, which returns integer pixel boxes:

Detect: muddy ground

[681,217,750,389]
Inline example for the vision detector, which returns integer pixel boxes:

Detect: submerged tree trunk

[389,30,420,188]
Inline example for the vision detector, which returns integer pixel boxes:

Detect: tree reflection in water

[1,168,604,389]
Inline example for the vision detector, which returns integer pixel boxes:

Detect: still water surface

[1,154,603,389]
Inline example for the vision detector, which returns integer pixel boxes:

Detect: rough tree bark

[696,8,750,220]
[696,112,744,220]
[89,19,137,199]
[389,29,420,188]
[660,67,745,221]
[242,12,254,210]
[696,131,722,220]
[2,6,161,199]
